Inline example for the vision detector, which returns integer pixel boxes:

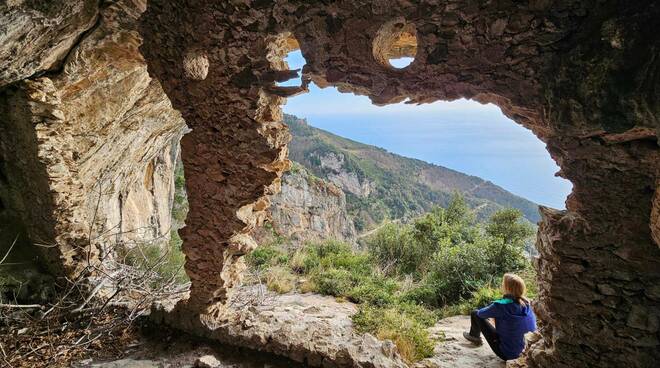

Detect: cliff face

[0,0,186,276]
[264,164,357,244]
[317,152,374,198]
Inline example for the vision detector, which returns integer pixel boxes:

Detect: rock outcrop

[262,165,357,244]
[151,286,408,368]
[415,316,503,368]
[0,0,186,277]
[0,1,99,87]
[319,152,374,198]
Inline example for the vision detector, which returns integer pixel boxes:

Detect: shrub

[485,208,534,275]
[366,222,423,276]
[406,238,493,307]
[289,249,307,274]
[437,265,538,318]
[311,268,353,296]
[120,233,188,288]
[412,195,478,249]
[347,275,398,306]
[266,266,296,294]
[246,245,287,269]
[353,304,436,363]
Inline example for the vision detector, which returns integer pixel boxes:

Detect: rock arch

[139,1,660,367]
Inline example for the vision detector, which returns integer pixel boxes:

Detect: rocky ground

[77,288,506,368]
[417,316,505,368]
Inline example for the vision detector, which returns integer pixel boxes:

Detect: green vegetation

[118,229,188,288]
[246,194,536,362]
[171,160,188,227]
[284,114,541,232]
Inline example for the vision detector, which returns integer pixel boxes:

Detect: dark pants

[469,310,507,360]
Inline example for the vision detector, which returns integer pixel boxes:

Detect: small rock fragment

[194,355,222,368]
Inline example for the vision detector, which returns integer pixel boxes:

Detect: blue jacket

[477,298,537,360]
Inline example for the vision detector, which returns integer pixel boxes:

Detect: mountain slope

[284,114,540,231]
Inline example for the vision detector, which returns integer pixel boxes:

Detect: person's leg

[468,310,485,337]
[466,310,507,360]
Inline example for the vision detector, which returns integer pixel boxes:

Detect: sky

[279,51,572,209]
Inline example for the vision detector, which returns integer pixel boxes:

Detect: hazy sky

[280,51,572,209]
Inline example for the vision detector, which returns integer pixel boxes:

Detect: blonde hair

[502,273,529,306]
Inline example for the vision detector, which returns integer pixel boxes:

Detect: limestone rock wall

[319,152,373,198]
[261,165,357,244]
[0,0,99,87]
[0,0,186,277]
[139,1,660,367]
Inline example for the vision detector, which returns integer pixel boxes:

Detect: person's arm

[527,307,538,332]
[476,303,502,319]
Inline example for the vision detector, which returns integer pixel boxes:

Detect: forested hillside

[285,114,540,231]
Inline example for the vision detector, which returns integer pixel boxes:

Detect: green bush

[412,196,478,249]
[485,208,534,275]
[366,222,422,276]
[120,232,188,288]
[437,267,538,318]
[246,245,288,269]
[353,304,436,363]
[405,238,493,307]
[311,268,353,296]
[347,275,398,306]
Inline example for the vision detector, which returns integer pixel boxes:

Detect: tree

[412,194,477,249]
[484,208,534,274]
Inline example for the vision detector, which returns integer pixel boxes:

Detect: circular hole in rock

[373,19,418,70]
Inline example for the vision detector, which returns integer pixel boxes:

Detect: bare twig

[0,303,43,309]
[0,234,19,265]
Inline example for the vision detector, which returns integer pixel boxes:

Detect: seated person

[463,273,537,361]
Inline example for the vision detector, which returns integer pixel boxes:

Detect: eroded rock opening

[373,18,418,69]
[138,1,660,367]
[1,0,659,367]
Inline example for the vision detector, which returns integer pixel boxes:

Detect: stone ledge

[150,286,408,368]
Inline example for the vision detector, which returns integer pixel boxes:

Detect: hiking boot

[463,331,483,346]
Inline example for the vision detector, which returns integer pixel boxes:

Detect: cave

[1,0,659,367]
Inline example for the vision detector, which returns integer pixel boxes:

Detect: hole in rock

[276,47,306,87]
[0,158,7,183]
[373,20,418,69]
[271,34,304,87]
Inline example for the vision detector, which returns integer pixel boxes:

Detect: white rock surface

[262,166,357,244]
[151,287,408,368]
[195,355,222,368]
[319,152,372,197]
[415,316,505,368]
